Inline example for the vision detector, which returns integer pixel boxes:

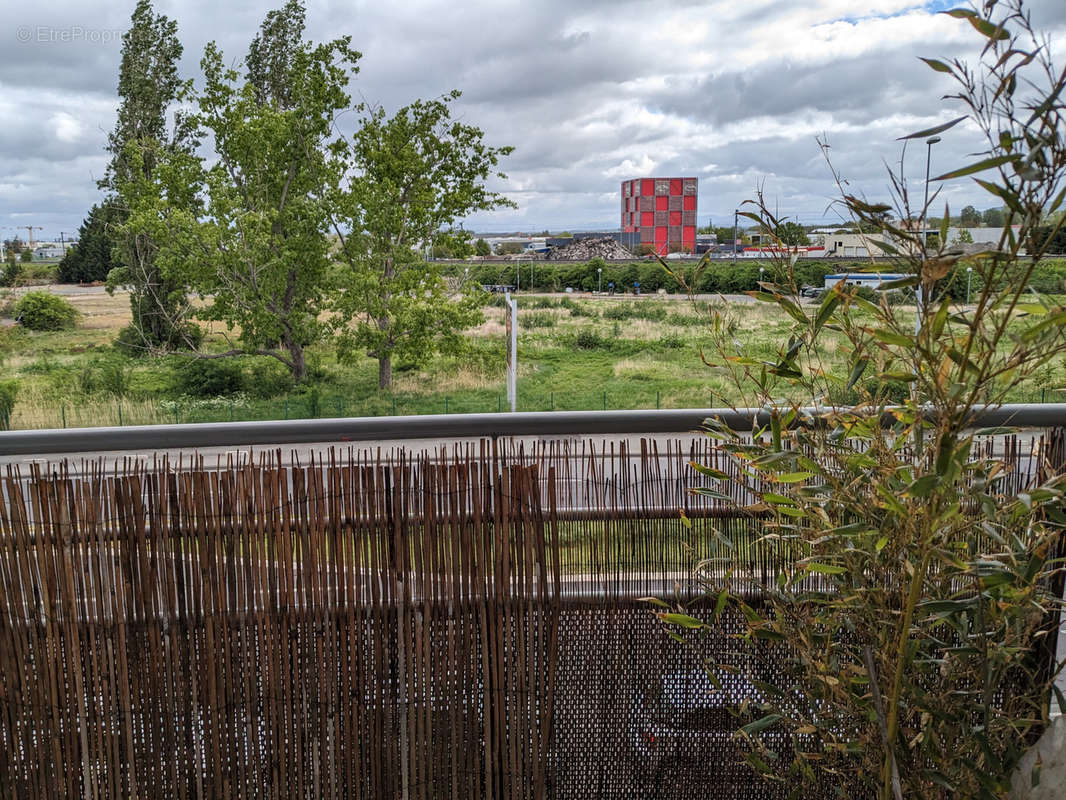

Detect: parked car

[800,285,828,299]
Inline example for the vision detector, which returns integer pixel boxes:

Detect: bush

[0,380,16,430]
[247,360,294,398]
[1,261,21,288]
[99,361,132,397]
[574,329,605,350]
[175,358,245,397]
[13,291,78,331]
[658,333,685,349]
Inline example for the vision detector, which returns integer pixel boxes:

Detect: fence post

[551,391,554,411]
[1042,388,1046,403]
[61,404,66,428]
[392,396,397,416]
[498,394,502,413]
[336,398,343,418]
[284,399,288,420]
[117,402,123,427]
[229,401,234,422]
[656,390,660,410]
[602,390,607,411]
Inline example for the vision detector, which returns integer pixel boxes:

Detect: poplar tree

[105,0,199,352]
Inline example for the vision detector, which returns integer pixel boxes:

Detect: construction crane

[21,225,43,248]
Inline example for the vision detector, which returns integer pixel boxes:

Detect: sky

[2,0,1065,243]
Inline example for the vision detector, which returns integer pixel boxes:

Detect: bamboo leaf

[805,563,847,575]
[847,358,869,391]
[741,714,784,736]
[772,472,813,483]
[898,115,967,141]
[658,612,706,629]
[920,57,953,74]
[932,154,1019,181]
[638,596,671,608]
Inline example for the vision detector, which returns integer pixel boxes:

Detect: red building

[621,177,697,254]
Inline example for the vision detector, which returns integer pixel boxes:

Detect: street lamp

[966,265,973,303]
[759,265,765,286]
[597,267,602,293]
[732,209,739,266]
[921,136,941,252]
[917,135,941,334]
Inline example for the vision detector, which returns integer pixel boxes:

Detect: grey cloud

[2,0,1063,239]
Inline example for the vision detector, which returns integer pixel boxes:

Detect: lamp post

[759,265,765,286]
[921,136,941,253]
[732,209,739,266]
[967,265,973,304]
[917,135,941,335]
[597,267,602,293]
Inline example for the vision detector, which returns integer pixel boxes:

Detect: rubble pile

[548,237,633,260]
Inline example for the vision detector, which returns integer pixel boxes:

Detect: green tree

[151,3,359,381]
[713,226,736,245]
[57,201,121,283]
[497,241,523,255]
[245,0,307,109]
[774,220,810,246]
[105,0,199,351]
[331,91,513,387]
[475,237,491,257]
[982,206,1005,227]
[19,249,32,263]
[959,203,981,226]
[951,227,974,245]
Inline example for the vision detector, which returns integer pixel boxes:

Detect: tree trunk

[288,342,307,382]
[378,354,391,389]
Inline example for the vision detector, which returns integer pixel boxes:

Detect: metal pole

[505,291,517,413]
[733,209,738,266]
[917,135,941,337]
[967,267,973,304]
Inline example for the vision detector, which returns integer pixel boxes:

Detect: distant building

[621,177,697,254]
[34,244,67,260]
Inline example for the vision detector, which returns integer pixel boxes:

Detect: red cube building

[621,177,697,254]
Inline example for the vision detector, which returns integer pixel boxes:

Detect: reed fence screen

[0,433,1061,799]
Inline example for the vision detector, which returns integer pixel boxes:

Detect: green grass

[2,291,1065,430]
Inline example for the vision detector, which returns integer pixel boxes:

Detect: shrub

[574,329,604,350]
[247,360,294,398]
[99,360,132,397]
[175,358,245,397]
[76,364,100,395]
[1,261,21,288]
[13,291,77,331]
[658,333,685,349]
[0,380,16,430]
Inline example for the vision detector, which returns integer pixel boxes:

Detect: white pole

[505,291,517,412]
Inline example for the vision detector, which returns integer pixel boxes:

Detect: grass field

[1,286,1064,430]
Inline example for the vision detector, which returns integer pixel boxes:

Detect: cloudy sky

[2,0,1065,242]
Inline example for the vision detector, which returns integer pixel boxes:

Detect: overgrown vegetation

[13,291,78,331]
[662,4,1066,798]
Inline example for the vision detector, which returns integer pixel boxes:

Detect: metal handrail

[1,404,1064,456]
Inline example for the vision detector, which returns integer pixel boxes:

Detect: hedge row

[462,259,839,294]
[460,258,1066,297]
